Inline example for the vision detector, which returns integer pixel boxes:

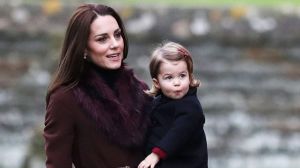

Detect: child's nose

[173,78,180,86]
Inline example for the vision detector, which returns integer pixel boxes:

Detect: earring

[83,53,87,60]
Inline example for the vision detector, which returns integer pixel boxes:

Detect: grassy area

[22,0,300,7]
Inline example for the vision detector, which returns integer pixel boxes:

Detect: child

[138,41,208,168]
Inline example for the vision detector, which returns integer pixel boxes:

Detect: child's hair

[146,41,200,97]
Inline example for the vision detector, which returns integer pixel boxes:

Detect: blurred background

[1,0,300,167]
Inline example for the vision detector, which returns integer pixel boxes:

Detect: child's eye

[164,76,172,80]
[179,74,186,78]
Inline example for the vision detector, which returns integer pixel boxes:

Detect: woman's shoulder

[48,86,76,107]
[52,86,73,98]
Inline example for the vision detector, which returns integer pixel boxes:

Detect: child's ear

[189,74,193,86]
[153,78,160,89]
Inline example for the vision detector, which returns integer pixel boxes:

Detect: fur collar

[73,65,151,148]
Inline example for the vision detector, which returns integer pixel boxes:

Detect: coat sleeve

[155,99,205,157]
[43,90,75,168]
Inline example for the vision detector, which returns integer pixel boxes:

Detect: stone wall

[0,3,300,168]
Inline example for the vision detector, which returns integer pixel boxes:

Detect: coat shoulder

[175,95,202,112]
[47,86,77,111]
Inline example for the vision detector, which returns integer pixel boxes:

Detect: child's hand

[138,152,160,168]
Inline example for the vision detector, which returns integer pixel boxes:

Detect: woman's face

[87,15,124,70]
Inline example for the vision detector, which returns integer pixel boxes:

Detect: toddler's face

[154,60,190,99]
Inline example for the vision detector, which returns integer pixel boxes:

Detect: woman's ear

[84,49,89,55]
[153,78,160,89]
[84,49,90,60]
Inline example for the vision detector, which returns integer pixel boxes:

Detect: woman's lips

[107,53,121,61]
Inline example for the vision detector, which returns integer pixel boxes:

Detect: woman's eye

[115,31,122,39]
[96,37,107,43]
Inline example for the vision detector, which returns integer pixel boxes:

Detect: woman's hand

[138,153,160,168]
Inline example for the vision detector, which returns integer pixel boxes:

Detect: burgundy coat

[44,66,151,168]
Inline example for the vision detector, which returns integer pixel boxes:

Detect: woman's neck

[89,63,121,87]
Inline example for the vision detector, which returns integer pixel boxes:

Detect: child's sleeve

[152,147,167,159]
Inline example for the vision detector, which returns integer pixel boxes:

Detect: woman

[44,4,151,168]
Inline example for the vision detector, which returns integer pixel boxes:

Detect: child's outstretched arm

[138,152,159,168]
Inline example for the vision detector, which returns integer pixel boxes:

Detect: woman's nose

[110,38,119,49]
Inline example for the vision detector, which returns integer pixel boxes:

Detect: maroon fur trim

[73,66,151,148]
